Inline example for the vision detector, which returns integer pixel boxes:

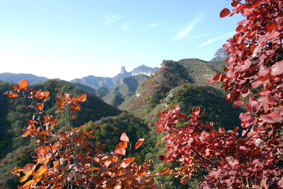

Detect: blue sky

[0,0,243,81]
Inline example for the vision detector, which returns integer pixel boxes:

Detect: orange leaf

[136,171,146,177]
[22,131,31,137]
[9,93,19,98]
[43,91,50,98]
[86,167,99,171]
[53,160,59,169]
[157,167,170,175]
[37,103,44,111]
[13,84,18,91]
[116,141,128,150]
[135,138,144,150]
[19,79,29,91]
[112,156,119,162]
[123,157,135,164]
[79,94,87,102]
[120,132,129,142]
[220,8,230,18]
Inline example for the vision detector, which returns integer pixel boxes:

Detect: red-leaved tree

[157,0,283,188]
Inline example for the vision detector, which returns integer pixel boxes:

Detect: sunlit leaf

[116,141,128,150]
[19,79,28,91]
[19,170,33,183]
[37,103,44,111]
[22,163,36,174]
[9,93,19,98]
[135,138,144,150]
[123,157,135,164]
[79,94,87,101]
[13,84,18,91]
[120,132,129,142]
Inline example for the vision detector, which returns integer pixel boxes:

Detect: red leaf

[220,8,230,18]
[260,112,283,123]
[266,22,278,32]
[135,138,144,150]
[19,79,28,91]
[120,132,129,142]
[271,60,283,76]
[265,30,281,41]
[266,95,279,105]
[259,64,270,77]
[213,72,221,81]
[226,93,232,102]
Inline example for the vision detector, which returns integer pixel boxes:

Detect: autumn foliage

[157,0,283,188]
[5,0,283,188]
[4,79,164,188]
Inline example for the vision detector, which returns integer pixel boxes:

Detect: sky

[0,0,244,81]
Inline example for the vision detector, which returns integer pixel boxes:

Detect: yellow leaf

[19,170,33,183]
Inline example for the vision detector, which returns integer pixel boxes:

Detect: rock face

[131,65,159,77]
[112,67,131,86]
[210,48,228,62]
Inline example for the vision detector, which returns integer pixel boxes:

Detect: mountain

[210,47,229,62]
[71,65,158,89]
[112,66,131,86]
[119,58,241,128]
[103,74,149,107]
[71,75,114,89]
[0,73,48,85]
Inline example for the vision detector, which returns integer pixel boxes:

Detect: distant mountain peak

[120,66,128,74]
[210,48,228,62]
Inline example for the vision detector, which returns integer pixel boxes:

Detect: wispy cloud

[146,22,163,28]
[199,32,235,48]
[121,23,131,31]
[105,15,123,25]
[172,18,200,41]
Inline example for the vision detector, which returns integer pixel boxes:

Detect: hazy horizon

[0,0,243,81]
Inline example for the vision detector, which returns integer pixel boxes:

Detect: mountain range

[71,65,158,89]
[0,48,235,188]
